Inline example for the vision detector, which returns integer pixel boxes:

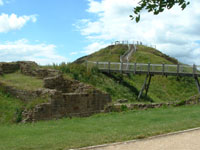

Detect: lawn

[0,72,44,90]
[1,105,200,150]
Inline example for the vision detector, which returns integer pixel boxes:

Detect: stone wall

[0,61,112,122]
[44,75,100,93]
[44,75,71,92]
[0,62,20,74]
[24,76,112,122]
[23,92,111,122]
[0,82,55,102]
[105,95,200,112]
[18,61,60,79]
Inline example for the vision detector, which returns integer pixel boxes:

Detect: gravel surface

[82,128,200,150]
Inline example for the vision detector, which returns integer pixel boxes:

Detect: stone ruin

[0,61,111,122]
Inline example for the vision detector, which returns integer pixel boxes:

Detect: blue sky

[0,0,96,64]
[0,0,200,65]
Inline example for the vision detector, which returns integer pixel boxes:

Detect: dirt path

[78,128,200,150]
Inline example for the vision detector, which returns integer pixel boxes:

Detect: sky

[0,0,200,65]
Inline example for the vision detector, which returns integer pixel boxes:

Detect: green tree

[130,0,190,22]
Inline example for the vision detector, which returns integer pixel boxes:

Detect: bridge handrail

[86,61,200,75]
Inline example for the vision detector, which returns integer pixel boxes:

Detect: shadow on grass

[104,72,154,102]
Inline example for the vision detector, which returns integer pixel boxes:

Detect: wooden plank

[96,61,200,77]
[177,64,180,76]
[137,74,149,100]
[145,75,152,96]
[193,64,196,76]
[134,63,136,74]
[148,63,150,74]
[162,64,165,76]
[194,77,200,94]
[108,62,110,73]
[121,62,123,73]
[96,61,99,68]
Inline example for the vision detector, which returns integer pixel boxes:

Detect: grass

[130,45,178,64]
[125,74,198,102]
[66,44,198,103]
[75,44,128,63]
[0,105,200,150]
[0,91,24,124]
[0,72,44,90]
[47,63,138,101]
[47,62,198,103]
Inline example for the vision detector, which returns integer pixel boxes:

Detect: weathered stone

[0,82,54,102]
[22,92,111,122]
[18,61,60,79]
[44,75,71,92]
[117,99,128,103]
[0,62,20,74]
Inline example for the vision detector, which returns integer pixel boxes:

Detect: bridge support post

[145,75,152,97]
[177,64,180,76]
[162,63,165,76]
[96,61,99,69]
[121,62,123,73]
[108,62,110,73]
[193,64,196,76]
[194,76,200,94]
[137,74,152,100]
[134,62,136,74]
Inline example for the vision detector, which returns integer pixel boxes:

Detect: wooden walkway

[120,44,137,63]
[86,41,200,99]
[87,61,200,77]
[86,61,200,99]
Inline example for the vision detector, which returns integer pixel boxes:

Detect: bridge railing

[86,61,200,75]
[111,41,156,49]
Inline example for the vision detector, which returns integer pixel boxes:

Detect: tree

[130,0,190,22]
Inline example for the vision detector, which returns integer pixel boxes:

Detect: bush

[15,108,23,123]
[120,105,128,111]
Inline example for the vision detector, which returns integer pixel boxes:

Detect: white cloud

[0,0,3,5]
[70,52,78,55]
[77,0,200,65]
[0,39,68,65]
[0,13,37,33]
[82,42,109,54]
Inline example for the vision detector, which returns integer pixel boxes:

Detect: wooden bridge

[86,61,200,99]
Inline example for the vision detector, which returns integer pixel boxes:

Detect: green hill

[60,44,197,102]
[0,44,198,124]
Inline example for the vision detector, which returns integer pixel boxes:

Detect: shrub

[120,105,128,111]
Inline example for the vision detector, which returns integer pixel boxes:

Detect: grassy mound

[58,44,198,102]
[74,44,128,63]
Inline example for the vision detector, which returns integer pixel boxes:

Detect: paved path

[80,128,200,150]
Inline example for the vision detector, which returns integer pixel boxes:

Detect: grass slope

[74,44,128,63]
[65,44,198,102]
[1,105,200,150]
[0,73,47,123]
[130,45,178,64]
[0,91,23,124]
